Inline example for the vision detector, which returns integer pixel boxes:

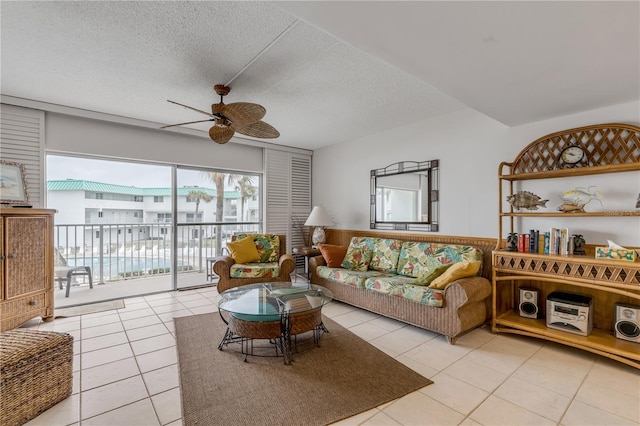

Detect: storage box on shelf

[493,123,640,369]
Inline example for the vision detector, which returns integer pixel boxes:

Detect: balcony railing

[54,222,261,283]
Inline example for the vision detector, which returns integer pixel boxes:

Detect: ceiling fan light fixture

[212,102,224,115]
[209,120,235,144]
[164,83,278,143]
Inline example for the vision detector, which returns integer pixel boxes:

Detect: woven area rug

[55,299,125,317]
[175,313,433,426]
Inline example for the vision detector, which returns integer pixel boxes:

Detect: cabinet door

[0,219,3,301]
[4,216,47,299]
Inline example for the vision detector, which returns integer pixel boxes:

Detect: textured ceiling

[1,1,638,151]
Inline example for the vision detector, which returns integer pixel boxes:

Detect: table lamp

[304,206,333,246]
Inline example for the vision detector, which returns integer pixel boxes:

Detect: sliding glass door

[46,155,174,307]
[175,167,262,289]
[46,155,264,302]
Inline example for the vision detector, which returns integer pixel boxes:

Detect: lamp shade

[304,206,333,227]
[304,206,333,246]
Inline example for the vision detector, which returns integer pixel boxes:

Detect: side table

[292,247,321,282]
[206,257,216,281]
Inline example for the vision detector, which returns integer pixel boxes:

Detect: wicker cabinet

[0,208,56,331]
[492,124,640,369]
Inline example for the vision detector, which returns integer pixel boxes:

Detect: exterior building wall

[48,182,259,252]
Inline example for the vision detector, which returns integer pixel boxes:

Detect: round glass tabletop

[218,282,333,322]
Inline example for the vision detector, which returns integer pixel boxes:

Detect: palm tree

[205,173,227,255]
[234,176,257,221]
[186,189,212,222]
[204,173,258,255]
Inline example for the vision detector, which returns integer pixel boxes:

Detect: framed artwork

[0,160,29,204]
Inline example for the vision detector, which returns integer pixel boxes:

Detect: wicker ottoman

[0,329,73,426]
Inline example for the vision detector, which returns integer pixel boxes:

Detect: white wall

[312,101,640,246]
[45,112,264,173]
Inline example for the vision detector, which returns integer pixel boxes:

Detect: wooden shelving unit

[493,123,640,369]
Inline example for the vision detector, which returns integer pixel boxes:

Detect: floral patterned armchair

[212,234,295,293]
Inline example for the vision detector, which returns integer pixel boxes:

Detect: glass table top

[218,283,333,321]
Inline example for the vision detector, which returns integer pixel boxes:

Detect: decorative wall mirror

[370,160,439,232]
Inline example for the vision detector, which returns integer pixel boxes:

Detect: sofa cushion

[316,266,383,288]
[364,274,418,295]
[318,244,348,268]
[230,262,280,278]
[363,276,444,307]
[428,260,481,289]
[227,236,261,264]
[341,238,374,272]
[397,284,444,307]
[369,238,403,273]
[236,233,280,262]
[397,242,483,278]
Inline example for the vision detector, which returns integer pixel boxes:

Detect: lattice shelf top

[494,251,640,287]
[508,123,640,176]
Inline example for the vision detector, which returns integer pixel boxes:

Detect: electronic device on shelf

[546,291,593,336]
[615,303,640,343]
[518,287,540,319]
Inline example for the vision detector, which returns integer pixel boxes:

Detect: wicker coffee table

[217,283,333,364]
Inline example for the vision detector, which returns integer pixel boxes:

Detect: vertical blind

[0,104,44,207]
[265,149,311,255]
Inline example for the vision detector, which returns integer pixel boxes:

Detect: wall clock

[556,143,588,169]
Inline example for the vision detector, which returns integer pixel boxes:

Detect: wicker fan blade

[221,102,266,125]
[235,120,280,139]
[209,121,236,144]
[160,119,214,129]
[167,100,214,117]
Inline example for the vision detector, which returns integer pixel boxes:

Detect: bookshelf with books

[493,123,640,369]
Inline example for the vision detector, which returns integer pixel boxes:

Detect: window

[95,231,100,238]
[98,211,103,218]
[157,213,172,223]
[134,196,143,202]
[160,228,167,235]
[128,228,132,234]
[154,196,164,203]
[192,229,200,239]
[186,213,202,223]
[96,193,104,199]
[118,229,122,235]
[133,212,139,218]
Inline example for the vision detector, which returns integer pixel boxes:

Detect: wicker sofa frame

[213,234,295,293]
[309,230,496,344]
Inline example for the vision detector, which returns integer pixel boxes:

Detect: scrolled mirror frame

[370,160,439,232]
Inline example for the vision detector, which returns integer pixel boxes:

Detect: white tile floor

[22,286,640,426]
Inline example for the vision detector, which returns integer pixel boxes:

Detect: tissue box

[595,247,637,262]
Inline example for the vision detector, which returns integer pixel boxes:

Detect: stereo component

[546,291,593,336]
[519,288,539,319]
[615,303,640,343]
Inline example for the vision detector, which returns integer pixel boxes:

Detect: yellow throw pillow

[227,236,261,264]
[428,261,481,289]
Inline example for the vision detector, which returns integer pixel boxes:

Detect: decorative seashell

[506,191,548,210]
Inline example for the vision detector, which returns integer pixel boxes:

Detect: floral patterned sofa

[213,234,295,293]
[309,236,492,344]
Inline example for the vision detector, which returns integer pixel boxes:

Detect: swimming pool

[67,256,190,280]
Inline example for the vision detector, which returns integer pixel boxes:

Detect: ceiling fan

[161,85,280,144]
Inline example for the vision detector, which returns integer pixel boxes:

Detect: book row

[508,228,583,255]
